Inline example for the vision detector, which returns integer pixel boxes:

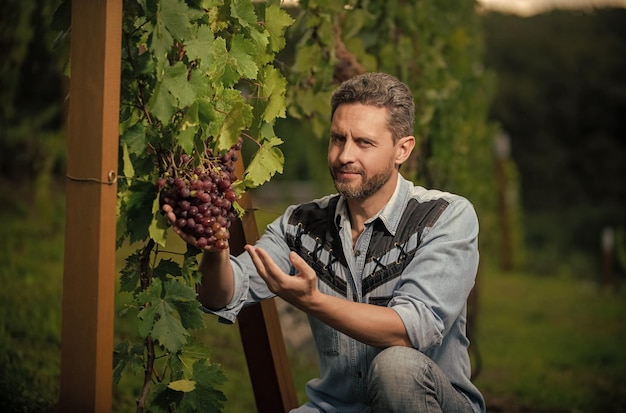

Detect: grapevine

[109,0,294,411]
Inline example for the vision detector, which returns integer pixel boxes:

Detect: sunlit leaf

[244,137,284,187]
[265,4,294,52]
[260,66,287,122]
[177,361,227,411]
[149,196,168,247]
[121,143,135,180]
[230,34,258,79]
[230,0,257,28]
[168,379,196,393]
[217,100,252,151]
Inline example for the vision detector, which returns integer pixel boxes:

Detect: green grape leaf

[121,143,135,180]
[149,382,183,412]
[119,252,142,293]
[176,125,198,156]
[217,100,252,151]
[164,278,198,301]
[168,379,196,392]
[166,281,204,330]
[230,0,257,29]
[113,341,144,385]
[260,66,287,122]
[153,258,182,280]
[175,343,213,378]
[247,28,271,65]
[137,279,192,352]
[149,196,169,247]
[152,308,189,353]
[265,4,294,52]
[188,69,211,100]
[230,34,258,79]
[147,79,178,125]
[243,136,284,187]
[208,37,229,80]
[148,62,197,124]
[159,0,190,40]
[293,43,322,74]
[149,21,174,70]
[173,299,205,330]
[176,100,200,153]
[185,25,215,71]
[125,180,157,243]
[120,121,146,156]
[197,98,217,126]
[258,121,276,140]
[164,61,197,108]
[181,254,203,286]
[177,361,227,411]
[116,196,128,248]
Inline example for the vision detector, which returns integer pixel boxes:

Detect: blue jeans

[367,346,474,413]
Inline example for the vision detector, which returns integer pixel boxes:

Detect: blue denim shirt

[207,175,485,413]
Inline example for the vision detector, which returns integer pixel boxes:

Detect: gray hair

[330,72,415,142]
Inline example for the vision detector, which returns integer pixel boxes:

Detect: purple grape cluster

[157,142,241,250]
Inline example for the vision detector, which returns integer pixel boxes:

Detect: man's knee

[369,346,428,382]
[368,345,430,393]
[367,346,434,411]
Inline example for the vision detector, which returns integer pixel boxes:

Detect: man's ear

[395,135,416,166]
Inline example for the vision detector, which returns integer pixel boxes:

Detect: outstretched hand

[244,245,320,310]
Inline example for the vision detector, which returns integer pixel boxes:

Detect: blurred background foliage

[1,0,625,411]
[483,9,626,278]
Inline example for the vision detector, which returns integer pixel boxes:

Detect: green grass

[1,189,625,412]
[0,183,65,412]
[472,269,626,412]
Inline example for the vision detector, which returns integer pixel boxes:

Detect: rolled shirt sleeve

[389,196,479,352]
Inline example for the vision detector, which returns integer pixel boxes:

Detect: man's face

[328,103,398,200]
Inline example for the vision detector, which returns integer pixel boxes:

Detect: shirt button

[357,371,363,378]
[355,250,361,256]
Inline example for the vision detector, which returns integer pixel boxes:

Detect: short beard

[330,164,393,200]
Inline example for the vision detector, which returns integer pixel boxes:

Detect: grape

[158,139,242,250]
[156,177,166,190]
[196,237,208,249]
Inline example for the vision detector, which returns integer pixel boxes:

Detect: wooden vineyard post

[59,0,122,411]
[230,156,299,413]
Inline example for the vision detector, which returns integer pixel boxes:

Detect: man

[166,72,485,413]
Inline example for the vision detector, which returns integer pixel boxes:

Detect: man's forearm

[197,249,235,310]
[301,293,412,349]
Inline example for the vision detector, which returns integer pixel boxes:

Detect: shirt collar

[333,173,411,236]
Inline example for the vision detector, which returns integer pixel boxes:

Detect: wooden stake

[231,157,299,412]
[59,0,122,411]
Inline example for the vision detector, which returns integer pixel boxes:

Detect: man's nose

[337,140,356,163]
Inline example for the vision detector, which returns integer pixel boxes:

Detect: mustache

[331,166,363,175]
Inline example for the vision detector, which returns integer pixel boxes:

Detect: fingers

[288,250,306,270]
[244,245,286,289]
[161,204,176,225]
[244,245,267,280]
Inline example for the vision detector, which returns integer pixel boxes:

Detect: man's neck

[346,173,399,242]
